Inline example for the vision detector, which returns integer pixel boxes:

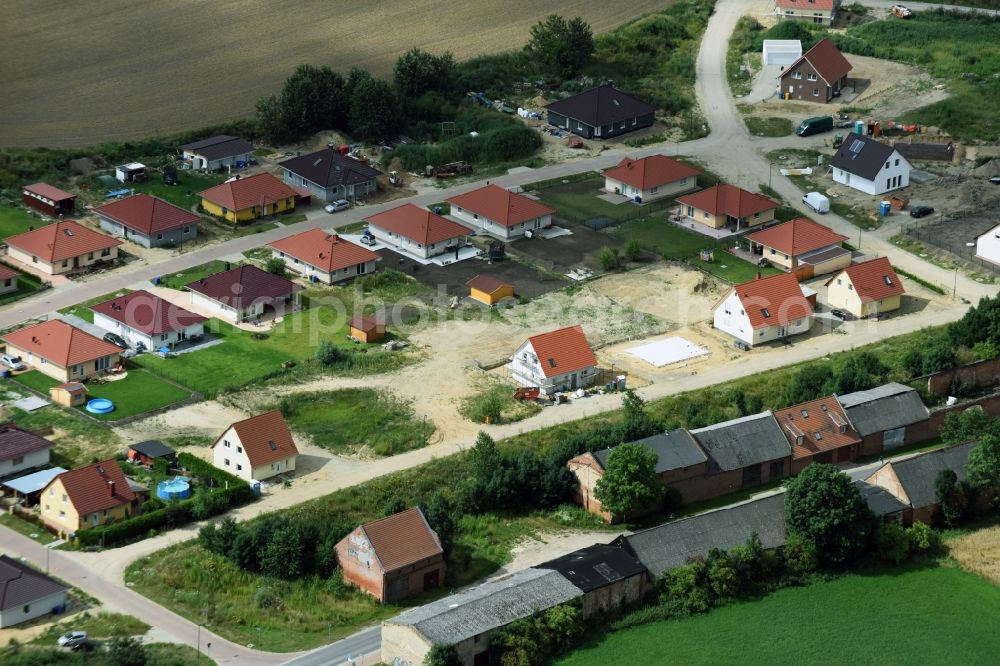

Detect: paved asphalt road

[3,1,997,664]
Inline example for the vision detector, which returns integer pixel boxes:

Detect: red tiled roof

[836,257,905,303]
[349,316,382,333]
[90,289,206,336]
[603,155,700,191]
[268,229,380,273]
[448,184,555,228]
[677,184,778,218]
[773,396,861,460]
[776,0,836,9]
[2,320,121,368]
[51,459,136,517]
[220,410,298,468]
[526,325,597,379]
[0,265,19,281]
[198,173,297,212]
[93,194,200,236]
[22,183,75,202]
[359,507,443,573]
[366,204,471,245]
[746,217,847,257]
[4,220,121,263]
[791,38,852,85]
[186,264,301,309]
[731,272,814,329]
[466,275,511,295]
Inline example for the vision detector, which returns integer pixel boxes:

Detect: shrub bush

[906,521,941,553]
[872,522,911,563]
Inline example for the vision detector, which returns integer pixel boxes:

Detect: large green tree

[394,48,456,101]
[784,463,873,565]
[524,15,594,79]
[347,71,400,142]
[967,434,1000,492]
[593,442,664,517]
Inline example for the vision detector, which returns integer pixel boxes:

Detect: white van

[802,191,830,214]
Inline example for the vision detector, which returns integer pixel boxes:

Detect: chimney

[755,271,762,280]
[108,480,115,496]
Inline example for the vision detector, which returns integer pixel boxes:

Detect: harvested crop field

[1,0,670,148]
[949,525,1000,586]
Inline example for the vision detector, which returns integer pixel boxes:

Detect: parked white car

[802,191,830,214]
[325,199,351,213]
[57,631,88,648]
[1,354,26,371]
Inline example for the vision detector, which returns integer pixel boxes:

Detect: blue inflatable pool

[157,477,191,501]
[85,398,115,414]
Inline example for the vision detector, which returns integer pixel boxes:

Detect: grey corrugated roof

[855,480,909,516]
[385,568,581,645]
[593,429,707,473]
[619,493,788,578]
[536,544,647,593]
[0,555,66,611]
[691,412,791,471]
[837,383,929,437]
[886,442,977,509]
[830,134,898,180]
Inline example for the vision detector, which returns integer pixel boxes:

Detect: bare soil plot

[1,1,670,148]
[510,219,624,274]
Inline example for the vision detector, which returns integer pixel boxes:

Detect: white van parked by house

[802,192,830,214]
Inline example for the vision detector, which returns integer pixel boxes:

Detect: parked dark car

[910,206,934,218]
[102,332,128,349]
[990,176,1000,185]
[831,309,847,320]
[162,166,178,185]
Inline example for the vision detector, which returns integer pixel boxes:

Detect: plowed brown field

[0,0,668,148]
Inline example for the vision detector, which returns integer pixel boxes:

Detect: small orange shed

[467,275,514,305]
[349,316,386,343]
[49,382,87,407]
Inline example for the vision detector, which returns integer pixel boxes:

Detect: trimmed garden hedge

[75,453,254,547]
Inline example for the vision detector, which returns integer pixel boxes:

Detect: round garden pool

[85,398,115,414]
[157,477,192,501]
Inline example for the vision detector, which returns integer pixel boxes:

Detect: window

[62,259,69,268]
[770,249,776,255]
[237,464,242,471]
[886,178,891,189]
[703,211,709,219]
[13,455,23,465]
[62,494,67,503]
[769,461,784,479]
[894,158,899,166]
[184,226,191,233]
[87,253,94,260]
[32,256,38,263]
[753,212,760,219]
[160,334,168,341]
[59,510,65,519]
[224,458,230,466]
[812,89,819,97]
[101,248,111,257]
[632,117,637,126]
[224,439,230,448]
[885,162,890,170]
[837,278,842,285]
[618,121,626,130]
[222,207,229,215]
[156,234,163,240]
[650,186,658,194]
[792,71,801,80]
[761,308,771,318]
[49,489,54,496]
[237,446,243,453]
[807,73,817,81]
[686,206,695,217]
[680,178,688,185]
[848,284,854,290]
[23,604,30,613]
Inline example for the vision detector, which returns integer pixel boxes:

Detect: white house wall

[0,446,50,478]
[833,150,910,196]
[510,340,597,394]
[451,207,550,241]
[0,590,68,628]
[271,250,377,285]
[367,224,460,259]
[212,426,296,482]
[976,225,1000,267]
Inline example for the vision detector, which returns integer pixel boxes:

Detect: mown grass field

[0,204,47,238]
[556,562,1000,665]
[128,171,225,210]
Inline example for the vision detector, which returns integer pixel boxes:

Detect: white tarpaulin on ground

[627,337,709,367]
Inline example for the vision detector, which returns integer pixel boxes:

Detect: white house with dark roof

[0,424,53,478]
[0,555,68,628]
[831,134,911,196]
[279,148,381,202]
[179,135,254,172]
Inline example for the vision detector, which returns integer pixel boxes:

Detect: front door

[423,569,440,590]
[571,373,578,390]
[778,326,787,337]
[178,329,186,341]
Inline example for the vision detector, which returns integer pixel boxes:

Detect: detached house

[280,148,381,203]
[775,0,840,25]
[0,555,68,628]
[40,459,137,538]
[773,396,861,474]
[268,228,380,284]
[746,217,850,276]
[676,184,778,232]
[5,220,121,276]
[91,289,206,350]
[93,194,200,248]
[335,507,446,604]
[975,222,1000,268]
[0,424,53,479]
[603,155,700,203]
[198,173,297,223]
[826,257,904,319]
[2,320,121,382]
[837,383,930,456]
[545,84,656,140]
[366,204,471,261]
[186,264,302,325]
[21,183,75,218]
[0,265,18,297]
[211,410,298,481]
[779,38,852,102]
[831,134,912,196]
[511,324,598,395]
[713,272,814,347]
[179,134,254,172]
[447,185,555,241]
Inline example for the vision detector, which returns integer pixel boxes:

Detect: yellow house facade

[40,460,135,538]
[676,184,778,232]
[825,257,904,319]
[198,173,298,224]
[200,195,295,223]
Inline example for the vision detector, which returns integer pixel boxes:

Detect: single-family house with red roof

[746,217,850,275]
[773,396,861,474]
[1,320,122,382]
[211,410,299,481]
[365,204,472,260]
[447,184,555,241]
[268,229,380,284]
[775,0,840,26]
[0,424,54,478]
[825,257,904,319]
[335,507,446,603]
[198,173,297,223]
[603,155,700,203]
[779,38,852,102]
[511,324,598,395]
[40,459,137,538]
[21,183,75,218]
[4,220,121,276]
[676,184,778,232]
[185,264,302,325]
[93,194,201,248]
[91,289,206,350]
[713,272,814,347]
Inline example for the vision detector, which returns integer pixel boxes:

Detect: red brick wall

[335,529,385,601]
[383,558,447,604]
[926,357,1000,397]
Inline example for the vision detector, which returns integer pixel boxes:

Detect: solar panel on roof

[849,139,864,154]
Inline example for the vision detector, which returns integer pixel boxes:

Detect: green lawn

[557,562,1000,665]
[612,216,781,284]
[57,289,132,323]
[5,405,121,468]
[278,389,435,457]
[156,259,231,290]
[0,268,47,307]
[744,117,792,137]
[533,176,676,224]
[0,203,49,238]
[0,512,59,544]
[128,171,225,210]
[13,369,192,421]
